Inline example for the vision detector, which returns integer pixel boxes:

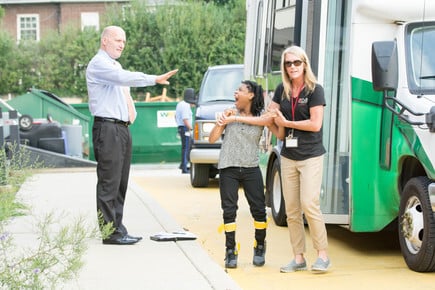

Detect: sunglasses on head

[284,60,303,67]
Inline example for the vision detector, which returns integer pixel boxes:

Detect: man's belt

[94,116,130,127]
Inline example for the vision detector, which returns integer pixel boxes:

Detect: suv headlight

[193,120,218,142]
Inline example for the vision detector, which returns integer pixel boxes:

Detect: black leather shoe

[126,234,143,241]
[102,235,139,245]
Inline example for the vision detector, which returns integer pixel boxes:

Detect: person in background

[269,45,330,272]
[175,97,194,174]
[86,25,178,245]
[209,80,278,269]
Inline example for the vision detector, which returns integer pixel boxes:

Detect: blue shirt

[86,49,157,121]
[175,100,192,127]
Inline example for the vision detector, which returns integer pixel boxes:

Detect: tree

[104,0,245,99]
[0,0,246,100]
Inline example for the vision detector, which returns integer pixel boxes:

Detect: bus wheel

[398,176,435,272]
[270,158,287,226]
[190,163,209,188]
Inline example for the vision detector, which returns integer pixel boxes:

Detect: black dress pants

[93,121,132,239]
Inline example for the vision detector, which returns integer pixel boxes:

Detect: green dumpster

[73,102,181,164]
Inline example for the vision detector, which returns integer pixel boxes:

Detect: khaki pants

[280,155,328,255]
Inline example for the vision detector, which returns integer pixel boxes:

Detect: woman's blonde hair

[280,46,317,99]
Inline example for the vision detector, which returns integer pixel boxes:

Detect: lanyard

[291,85,304,121]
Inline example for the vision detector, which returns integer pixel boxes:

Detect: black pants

[219,167,267,248]
[177,126,191,172]
[93,121,132,239]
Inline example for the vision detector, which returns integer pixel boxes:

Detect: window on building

[81,12,99,31]
[122,5,132,21]
[17,14,39,42]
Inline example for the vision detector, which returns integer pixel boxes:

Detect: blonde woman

[269,46,331,273]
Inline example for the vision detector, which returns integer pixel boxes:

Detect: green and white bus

[245,0,435,272]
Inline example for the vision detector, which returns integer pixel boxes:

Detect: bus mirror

[184,88,197,105]
[371,41,398,92]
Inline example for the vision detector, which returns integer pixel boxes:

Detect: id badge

[286,136,298,148]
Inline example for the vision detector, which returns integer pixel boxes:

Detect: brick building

[0,0,129,42]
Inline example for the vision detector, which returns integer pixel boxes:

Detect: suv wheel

[190,163,210,187]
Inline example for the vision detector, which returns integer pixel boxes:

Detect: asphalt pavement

[8,165,241,290]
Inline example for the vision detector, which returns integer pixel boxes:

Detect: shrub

[0,144,112,289]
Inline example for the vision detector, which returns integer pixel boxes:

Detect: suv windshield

[405,21,435,95]
[199,66,244,103]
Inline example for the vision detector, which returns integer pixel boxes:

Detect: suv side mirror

[371,41,398,91]
[184,88,196,105]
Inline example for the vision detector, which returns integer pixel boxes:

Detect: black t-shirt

[272,83,326,161]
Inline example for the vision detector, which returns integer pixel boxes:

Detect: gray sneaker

[280,259,307,273]
[225,248,238,269]
[253,244,266,266]
[311,258,331,273]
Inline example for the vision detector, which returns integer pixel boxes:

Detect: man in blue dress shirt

[86,25,178,245]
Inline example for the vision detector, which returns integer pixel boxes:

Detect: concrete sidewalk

[9,167,241,290]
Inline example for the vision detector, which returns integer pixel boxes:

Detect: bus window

[271,1,297,72]
[405,22,435,95]
[254,0,264,77]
